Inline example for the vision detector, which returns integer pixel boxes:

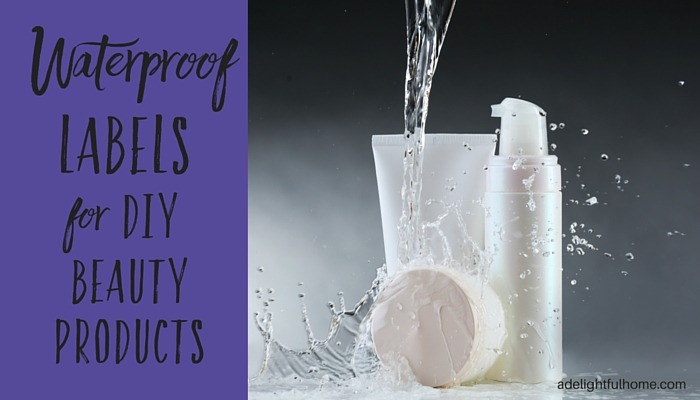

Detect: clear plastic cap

[491,98,548,156]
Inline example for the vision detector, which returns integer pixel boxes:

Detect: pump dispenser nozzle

[491,98,548,156]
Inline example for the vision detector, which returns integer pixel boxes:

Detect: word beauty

[31,26,239,111]
[62,192,178,254]
[72,257,187,305]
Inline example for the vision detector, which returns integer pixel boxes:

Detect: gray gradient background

[248,0,700,382]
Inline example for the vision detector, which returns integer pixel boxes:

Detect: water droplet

[621,270,629,276]
[257,266,265,272]
[527,320,534,326]
[255,288,262,294]
[581,129,589,135]
[600,154,609,161]
[520,271,528,279]
[625,252,634,261]
[596,374,603,381]
[558,123,565,129]
[298,293,306,298]
[520,333,529,339]
[570,279,577,286]
[566,244,574,252]
[576,247,585,255]
[396,302,403,311]
[336,341,342,346]
[526,197,537,211]
[267,288,275,294]
[585,286,590,291]
[495,128,501,134]
[550,143,557,151]
[512,157,525,170]
[604,252,612,258]
[683,163,690,167]
[569,222,578,233]
[614,174,621,184]
[297,281,304,286]
[585,196,598,206]
[549,123,558,131]
[678,80,685,86]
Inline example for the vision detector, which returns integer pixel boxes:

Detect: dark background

[248,0,700,380]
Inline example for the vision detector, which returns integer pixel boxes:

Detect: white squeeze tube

[372,134,496,276]
[371,133,506,387]
[484,98,563,383]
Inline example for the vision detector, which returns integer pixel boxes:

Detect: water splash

[250,266,388,383]
[251,0,467,390]
[398,0,457,268]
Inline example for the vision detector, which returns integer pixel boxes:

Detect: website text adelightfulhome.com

[558,378,687,392]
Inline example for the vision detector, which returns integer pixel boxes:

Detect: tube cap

[371,268,477,387]
[491,98,548,156]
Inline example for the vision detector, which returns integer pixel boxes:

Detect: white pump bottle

[484,98,562,383]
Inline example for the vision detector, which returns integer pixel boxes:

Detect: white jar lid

[371,268,504,387]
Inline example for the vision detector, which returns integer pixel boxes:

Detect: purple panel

[0,1,248,398]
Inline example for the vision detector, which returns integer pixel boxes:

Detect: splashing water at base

[250,266,389,384]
